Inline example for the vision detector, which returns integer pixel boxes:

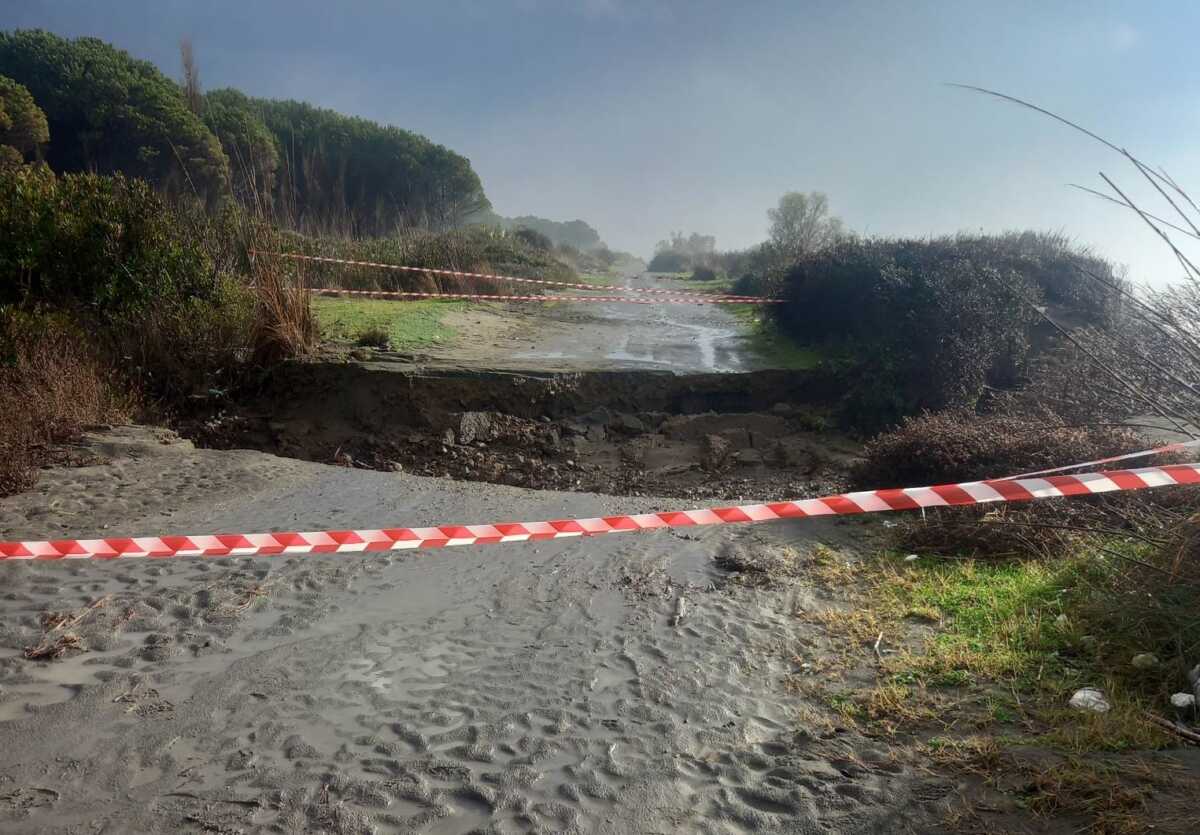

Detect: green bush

[773,237,1057,431]
[274,225,577,294]
[0,165,259,402]
[0,165,221,316]
[647,251,689,273]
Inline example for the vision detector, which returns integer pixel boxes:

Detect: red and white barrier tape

[253,250,772,302]
[310,287,782,305]
[1004,439,1200,479]
[2,463,1196,561]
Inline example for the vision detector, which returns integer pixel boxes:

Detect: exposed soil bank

[185,363,858,500]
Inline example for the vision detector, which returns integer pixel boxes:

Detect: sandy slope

[0,428,935,833]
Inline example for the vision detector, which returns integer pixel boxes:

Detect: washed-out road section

[418,272,765,374]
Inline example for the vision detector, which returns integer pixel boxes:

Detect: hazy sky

[4,1,1199,284]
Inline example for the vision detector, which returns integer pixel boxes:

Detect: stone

[441,429,456,446]
[1068,688,1110,713]
[585,424,606,443]
[700,434,732,471]
[612,413,646,434]
[456,412,494,445]
[1131,653,1159,670]
[581,406,614,427]
[735,448,764,466]
[1170,693,1196,710]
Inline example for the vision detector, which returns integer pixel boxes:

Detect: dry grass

[249,250,317,366]
[0,314,132,496]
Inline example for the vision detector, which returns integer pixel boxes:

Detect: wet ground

[406,273,766,375]
[514,274,762,373]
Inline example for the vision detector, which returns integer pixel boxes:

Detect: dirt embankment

[184,361,860,500]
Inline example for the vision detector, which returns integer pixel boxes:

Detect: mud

[407,272,769,374]
[184,365,858,501]
[0,428,944,833]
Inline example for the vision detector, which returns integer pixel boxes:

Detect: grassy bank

[797,539,1200,832]
[730,306,823,370]
[312,297,466,351]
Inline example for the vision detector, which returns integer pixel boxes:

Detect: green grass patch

[859,547,1195,751]
[730,307,823,370]
[311,296,466,350]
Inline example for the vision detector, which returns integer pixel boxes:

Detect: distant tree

[0,30,228,201]
[652,231,716,269]
[256,97,489,233]
[767,191,844,264]
[514,227,552,251]
[179,38,203,116]
[0,74,48,165]
[203,88,279,206]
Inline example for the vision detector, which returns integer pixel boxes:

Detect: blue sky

[4,1,1199,284]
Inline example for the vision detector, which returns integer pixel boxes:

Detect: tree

[0,30,229,201]
[767,191,844,264]
[0,74,49,164]
[203,88,279,206]
[179,38,202,116]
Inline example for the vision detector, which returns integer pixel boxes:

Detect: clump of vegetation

[771,233,1124,431]
[276,225,578,294]
[0,311,131,495]
[854,408,1142,487]
[0,73,48,166]
[355,326,391,350]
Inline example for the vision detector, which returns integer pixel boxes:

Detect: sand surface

[0,428,931,833]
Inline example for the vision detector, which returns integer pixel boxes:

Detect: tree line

[0,29,490,234]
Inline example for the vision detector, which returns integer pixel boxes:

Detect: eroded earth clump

[186,365,861,501]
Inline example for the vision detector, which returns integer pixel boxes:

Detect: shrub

[274,225,576,295]
[356,326,391,349]
[0,165,220,316]
[0,166,319,410]
[513,227,552,252]
[647,251,689,273]
[690,266,717,282]
[775,237,1046,431]
[854,408,1143,487]
[0,310,131,495]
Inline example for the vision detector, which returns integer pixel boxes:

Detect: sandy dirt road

[0,429,934,834]
[421,273,765,374]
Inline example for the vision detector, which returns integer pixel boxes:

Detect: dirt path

[420,273,765,374]
[0,429,937,833]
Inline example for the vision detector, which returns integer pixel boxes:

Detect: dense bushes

[275,225,578,294]
[0,165,311,406]
[0,311,131,495]
[0,165,222,316]
[647,251,689,273]
[770,234,1129,431]
[853,408,1142,487]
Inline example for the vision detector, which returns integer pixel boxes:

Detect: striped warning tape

[2,463,1196,560]
[253,250,770,302]
[310,287,782,305]
[1003,439,1200,480]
